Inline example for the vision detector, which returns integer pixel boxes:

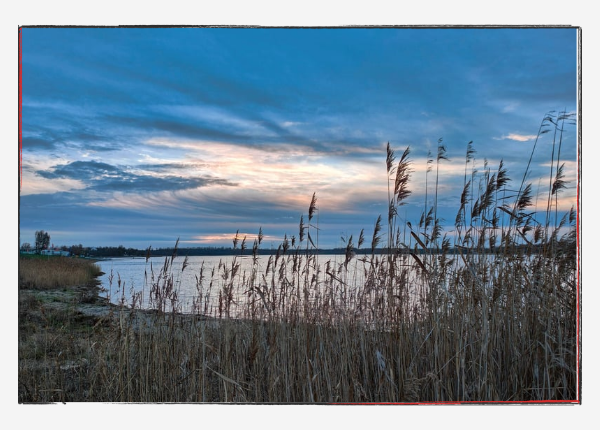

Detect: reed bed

[19,255,103,290]
[19,111,578,403]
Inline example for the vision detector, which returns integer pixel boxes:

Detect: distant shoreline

[75,244,552,259]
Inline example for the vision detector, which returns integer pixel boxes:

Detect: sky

[18,26,579,250]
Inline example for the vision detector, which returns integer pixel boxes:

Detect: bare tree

[35,230,50,254]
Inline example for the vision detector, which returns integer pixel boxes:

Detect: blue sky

[19,27,578,249]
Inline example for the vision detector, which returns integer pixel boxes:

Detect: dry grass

[19,255,103,290]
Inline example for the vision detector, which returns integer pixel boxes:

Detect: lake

[97,251,490,319]
[97,254,357,316]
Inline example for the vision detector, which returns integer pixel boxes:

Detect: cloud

[21,137,57,151]
[187,232,281,245]
[136,161,211,172]
[35,160,235,193]
[493,133,538,142]
[38,160,119,180]
[501,102,521,113]
[281,121,303,128]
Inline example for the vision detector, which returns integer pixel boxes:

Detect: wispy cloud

[35,160,236,194]
[501,102,521,113]
[493,133,538,142]
[187,232,281,246]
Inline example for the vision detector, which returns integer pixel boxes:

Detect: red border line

[332,400,579,405]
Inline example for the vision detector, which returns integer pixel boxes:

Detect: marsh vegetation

[18,111,578,403]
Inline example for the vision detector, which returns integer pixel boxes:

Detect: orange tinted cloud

[494,133,538,142]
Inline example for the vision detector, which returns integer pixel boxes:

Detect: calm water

[97,254,352,314]
[97,252,498,316]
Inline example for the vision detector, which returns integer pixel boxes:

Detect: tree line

[21,230,559,258]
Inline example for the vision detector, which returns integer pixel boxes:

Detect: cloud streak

[36,160,236,193]
[494,133,539,142]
